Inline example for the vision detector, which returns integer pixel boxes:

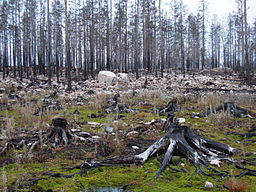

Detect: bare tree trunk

[65,0,72,91]
[243,0,250,85]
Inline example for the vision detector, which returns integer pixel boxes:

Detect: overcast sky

[164,0,256,24]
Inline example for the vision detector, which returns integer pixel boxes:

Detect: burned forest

[1,0,256,192]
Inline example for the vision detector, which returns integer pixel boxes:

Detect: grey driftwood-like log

[197,102,256,118]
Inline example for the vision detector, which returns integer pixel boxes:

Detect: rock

[105,126,115,134]
[171,156,181,161]
[176,118,186,123]
[75,96,85,102]
[117,73,129,83]
[98,71,117,84]
[205,181,213,188]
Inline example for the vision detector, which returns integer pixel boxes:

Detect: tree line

[0,0,255,89]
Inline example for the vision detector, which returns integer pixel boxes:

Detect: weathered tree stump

[197,102,256,118]
[135,113,239,178]
[44,118,71,146]
[0,117,95,155]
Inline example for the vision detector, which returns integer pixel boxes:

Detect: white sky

[164,0,256,24]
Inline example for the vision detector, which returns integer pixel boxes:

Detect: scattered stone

[75,96,85,102]
[105,126,115,134]
[205,181,213,188]
[106,103,134,114]
[176,118,186,123]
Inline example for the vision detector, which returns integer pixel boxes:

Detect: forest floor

[0,69,256,192]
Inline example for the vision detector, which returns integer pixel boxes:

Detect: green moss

[1,94,256,191]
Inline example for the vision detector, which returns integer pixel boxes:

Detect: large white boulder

[98,71,117,84]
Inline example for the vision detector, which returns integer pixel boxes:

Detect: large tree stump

[135,114,239,178]
[197,102,256,118]
[44,118,71,146]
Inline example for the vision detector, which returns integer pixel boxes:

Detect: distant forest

[0,0,255,88]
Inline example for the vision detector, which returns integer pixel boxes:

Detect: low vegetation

[1,89,256,192]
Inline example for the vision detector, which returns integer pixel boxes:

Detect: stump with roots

[197,102,256,118]
[44,118,71,146]
[0,117,95,155]
[135,113,239,178]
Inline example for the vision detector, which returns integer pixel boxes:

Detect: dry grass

[88,93,109,111]
[208,112,235,129]
[136,112,150,118]
[1,167,8,192]
[225,178,249,192]
[0,96,9,106]
[196,93,224,110]
[2,117,15,139]
[16,104,42,130]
